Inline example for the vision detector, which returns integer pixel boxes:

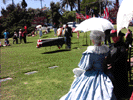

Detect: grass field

[1,26,133,100]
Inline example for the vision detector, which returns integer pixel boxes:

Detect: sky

[0,0,123,16]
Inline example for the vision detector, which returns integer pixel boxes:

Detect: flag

[76,13,86,20]
[104,7,109,19]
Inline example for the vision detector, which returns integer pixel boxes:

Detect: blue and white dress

[60,45,116,100]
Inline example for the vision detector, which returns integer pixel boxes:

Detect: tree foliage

[80,0,100,16]
[21,0,27,9]
[0,4,35,37]
[61,0,77,11]
[60,11,76,24]
[50,1,62,27]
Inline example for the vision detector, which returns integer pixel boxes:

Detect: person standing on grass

[3,29,10,46]
[24,26,27,43]
[13,31,18,44]
[19,29,23,44]
[125,29,132,47]
[38,26,42,38]
[53,23,57,36]
[22,29,26,43]
[64,24,72,50]
[57,26,63,37]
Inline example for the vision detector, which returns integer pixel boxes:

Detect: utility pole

[78,0,80,13]
[99,0,101,16]
[116,0,119,8]
[40,0,43,10]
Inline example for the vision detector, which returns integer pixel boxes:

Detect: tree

[21,0,27,9]
[50,1,62,27]
[60,11,76,24]
[3,0,15,6]
[3,0,6,4]
[0,3,35,37]
[61,0,77,11]
[80,0,99,16]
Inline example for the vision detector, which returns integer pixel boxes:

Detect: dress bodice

[78,45,109,71]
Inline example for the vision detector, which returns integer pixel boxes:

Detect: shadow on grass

[0,76,10,79]
[82,44,89,46]
[73,47,79,49]
[71,42,79,44]
[42,49,70,54]
[26,42,34,44]
[42,36,48,38]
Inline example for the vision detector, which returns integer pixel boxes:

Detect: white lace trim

[83,45,109,54]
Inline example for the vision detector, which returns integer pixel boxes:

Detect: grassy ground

[1,27,133,100]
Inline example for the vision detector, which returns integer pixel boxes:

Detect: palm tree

[3,0,6,4]
[3,0,15,5]
[21,0,27,9]
[61,0,76,11]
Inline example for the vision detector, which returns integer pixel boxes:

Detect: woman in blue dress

[60,31,116,100]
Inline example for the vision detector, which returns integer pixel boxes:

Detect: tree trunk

[71,6,73,11]
[3,0,6,4]
[116,0,118,4]
[78,0,80,12]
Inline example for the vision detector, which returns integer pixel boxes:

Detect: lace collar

[83,45,109,54]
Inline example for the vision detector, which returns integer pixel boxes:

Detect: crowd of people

[60,28,133,100]
[2,26,28,46]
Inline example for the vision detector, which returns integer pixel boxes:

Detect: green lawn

[1,27,133,100]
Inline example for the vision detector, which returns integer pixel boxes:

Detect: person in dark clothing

[104,29,111,46]
[22,29,27,43]
[53,23,57,36]
[64,24,72,49]
[106,30,129,99]
[125,29,132,47]
[13,31,18,44]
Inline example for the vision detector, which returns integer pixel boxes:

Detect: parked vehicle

[63,22,79,32]
[63,22,79,28]
[42,23,53,30]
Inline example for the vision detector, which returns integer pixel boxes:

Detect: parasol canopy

[117,0,133,34]
[36,25,42,29]
[74,17,114,32]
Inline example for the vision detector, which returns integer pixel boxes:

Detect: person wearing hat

[106,30,129,99]
[60,31,117,100]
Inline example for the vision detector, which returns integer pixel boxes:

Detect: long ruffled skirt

[60,70,116,100]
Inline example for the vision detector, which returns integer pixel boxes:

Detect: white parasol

[36,25,42,28]
[74,17,114,32]
[117,0,133,34]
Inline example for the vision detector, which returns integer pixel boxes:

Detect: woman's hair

[90,31,105,45]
